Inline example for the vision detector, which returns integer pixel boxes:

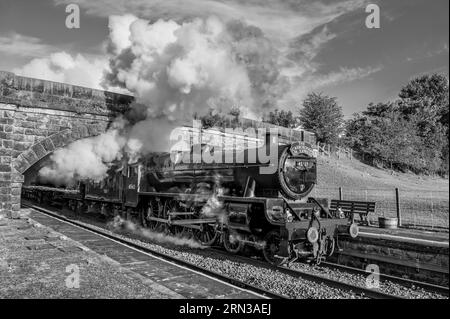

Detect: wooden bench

[330,199,376,226]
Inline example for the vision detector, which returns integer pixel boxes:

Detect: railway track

[22,203,285,299]
[208,248,405,299]
[320,261,449,297]
[21,202,413,299]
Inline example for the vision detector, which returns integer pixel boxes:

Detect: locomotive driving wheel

[262,230,285,266]
[193,208,218,246]
[140,199,163,231]
[164,199,186,237]
[223,229,244,254]
[176,204,196,238]
[194,223,218,246]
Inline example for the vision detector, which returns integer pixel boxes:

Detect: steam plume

[39,122,126,185]
[109,216,205,249]
[39,14,283,185]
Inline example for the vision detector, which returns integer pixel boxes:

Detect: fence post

[430,192,434,230]
[339,187,343,200]
[395,188,402,227]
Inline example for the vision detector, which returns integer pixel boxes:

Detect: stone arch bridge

[0,71,133,218]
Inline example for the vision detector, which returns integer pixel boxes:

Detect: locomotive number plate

[295,160,314,169]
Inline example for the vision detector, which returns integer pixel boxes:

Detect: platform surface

[358,225,449,247]
[0,209,260,299]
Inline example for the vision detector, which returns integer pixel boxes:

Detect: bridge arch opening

[4,125,103,218]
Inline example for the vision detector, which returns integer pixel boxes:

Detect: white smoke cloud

[39,123,126,186]
[103,15,279,157]
[108,14,139,54]
[107,15,253,118]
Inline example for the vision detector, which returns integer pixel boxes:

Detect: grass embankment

[312,156,449,229]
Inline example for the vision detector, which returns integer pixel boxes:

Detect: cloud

[54,0,366,41]
[13,51,111,90]
[309,66,382,88]
[405,42,449,63]
[0,33,54,58]
[280,65,382,106]
[288,26,337,62]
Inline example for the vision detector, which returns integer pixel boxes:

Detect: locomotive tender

[22,124,359,265]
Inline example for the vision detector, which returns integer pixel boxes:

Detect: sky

[0,0,448,117]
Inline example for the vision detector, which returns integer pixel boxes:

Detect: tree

[399,73,449,114]
[399,74,449,175]
[346,99,446,174]
[345,106,426,172]
[199,107,242,129]
[299,92,344,144]
[265,109,297,128]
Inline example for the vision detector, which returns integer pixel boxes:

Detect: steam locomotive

[22,126,358,265]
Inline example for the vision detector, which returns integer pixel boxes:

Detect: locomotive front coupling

[279,216,359,264]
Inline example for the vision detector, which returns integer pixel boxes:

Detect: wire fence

[316,143,353,160]
[312,187,449,230]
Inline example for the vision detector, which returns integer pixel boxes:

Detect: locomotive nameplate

[290,142,315,157]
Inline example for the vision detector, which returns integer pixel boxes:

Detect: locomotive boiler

[22,126,359,265]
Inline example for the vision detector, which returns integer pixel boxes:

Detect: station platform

[336,224,449,285]
[0,209,259,299]
[358,226,449,248]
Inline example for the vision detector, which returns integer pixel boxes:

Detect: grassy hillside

[312,156,449,229]
[315,156,449,191]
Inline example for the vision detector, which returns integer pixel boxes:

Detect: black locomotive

[22,126,358,265]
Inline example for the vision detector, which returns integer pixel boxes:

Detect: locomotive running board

[138,191,269,203]
[138,191,211,202]
[147,216,217,225]
[168,212,196,216]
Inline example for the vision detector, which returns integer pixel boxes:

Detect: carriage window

[128,166,137,178]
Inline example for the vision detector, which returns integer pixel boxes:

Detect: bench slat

[333,206,375,211]
[330,202,376,206]
[331,202,375,206]
[330,200,375,205]
[330,199,376,214]
[331,205,375,208]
